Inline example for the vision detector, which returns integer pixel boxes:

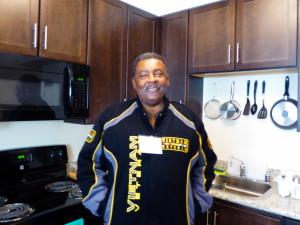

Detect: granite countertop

[209,185,300,221]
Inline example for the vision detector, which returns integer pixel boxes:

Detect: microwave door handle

[86,77,89,109]
[67,64,73,106]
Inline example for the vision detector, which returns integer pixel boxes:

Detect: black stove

[0,145,102,225]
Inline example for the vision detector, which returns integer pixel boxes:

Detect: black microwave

[0,52,89,122]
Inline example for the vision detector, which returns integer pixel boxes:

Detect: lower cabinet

[283,217,300,225]
[201,200,281,225]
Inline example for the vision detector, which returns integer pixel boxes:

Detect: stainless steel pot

[220,81,241,120]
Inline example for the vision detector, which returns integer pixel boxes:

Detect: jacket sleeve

[77,112,109,216]
[192,111,217,191]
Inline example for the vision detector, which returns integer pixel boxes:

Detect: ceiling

[120,0,222,16]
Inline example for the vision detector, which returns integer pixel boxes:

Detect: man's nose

[148,73,157,82]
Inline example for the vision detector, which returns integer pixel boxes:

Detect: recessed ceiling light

[120,0,222,16]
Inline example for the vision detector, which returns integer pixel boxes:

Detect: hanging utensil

[243,80,251,115]
[250,80,258,115]
[270,76,297,129]
[204,83,221,119]
[257,80,267,119]
[220,81,241,120]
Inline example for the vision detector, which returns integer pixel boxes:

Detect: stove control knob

[47,150,55,161]
[56,149,64,160]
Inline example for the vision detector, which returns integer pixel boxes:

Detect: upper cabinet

[0,0,39,56]
[236,0,297,70]
[159,11,189,104]
[87,0,157,123]
[39,0,88,64]
[188,0,298,73]
[188,0,236,73]
[87,0,128,123]
[126,6,157,100]
[0,0,88,64]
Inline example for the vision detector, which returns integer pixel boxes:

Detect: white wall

[0,120,93,162]
[202,68,300,180]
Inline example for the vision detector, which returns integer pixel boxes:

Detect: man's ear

[132,78,136,90]
[166,74,170,86]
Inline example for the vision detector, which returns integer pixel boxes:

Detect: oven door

[5,202,103,225]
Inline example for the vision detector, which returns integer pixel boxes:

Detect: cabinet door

[283,218,300,225]
[236,0,297,70]
[39,0,88,64]
[213,202,280,225]
[87,0,127,123]
[0,0,39,56]
[126,6,157,100]
[188,0,236,73]
[160,11,188,104]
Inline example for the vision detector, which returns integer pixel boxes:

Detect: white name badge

[139,135,162,154]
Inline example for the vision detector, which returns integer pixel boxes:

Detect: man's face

[132,58,170,107]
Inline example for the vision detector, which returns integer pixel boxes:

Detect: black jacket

[77,97,217,225]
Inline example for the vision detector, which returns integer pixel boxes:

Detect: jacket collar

[135,96,170,117]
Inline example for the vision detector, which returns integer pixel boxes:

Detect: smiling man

[77,52,217,225]
[132,54,170,127]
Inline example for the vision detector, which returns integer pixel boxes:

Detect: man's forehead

[136,58,166,69]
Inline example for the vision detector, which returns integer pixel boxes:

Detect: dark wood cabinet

[39,0,88,64]
[188,0,236,73]
[126,6,157,100]
[0,0,39,56]
[211,201,281,225]
[188,0,297,73]
[236,0,297,70]
[0,0,88,64]
[87,0,128,123]
[159,11,188,104]
[283,217,300,225]
[87,0,157,123]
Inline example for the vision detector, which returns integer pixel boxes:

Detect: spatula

[242,80,250,115]
[257,80,267,119]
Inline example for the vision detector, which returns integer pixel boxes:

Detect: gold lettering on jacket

[161,137,189,153]
[127,136,142,212]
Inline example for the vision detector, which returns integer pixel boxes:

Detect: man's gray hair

[132,52,167,76]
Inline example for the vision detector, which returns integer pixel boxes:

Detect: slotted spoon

[257,80,267,119]
[250,80,258,115]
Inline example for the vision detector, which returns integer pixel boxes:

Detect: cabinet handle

[206,210,210,225]
[227,44,231,64]
[43,26,48,50]
[236,43,239,63]
[32,23,38,48]
[213,211,218,225]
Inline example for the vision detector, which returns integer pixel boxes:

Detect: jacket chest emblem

[161,137,189,153]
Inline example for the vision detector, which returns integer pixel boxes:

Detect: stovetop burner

[45,181,77,193]
[0,197,7,207]
[68,186,83,199]
[0,203,35,223]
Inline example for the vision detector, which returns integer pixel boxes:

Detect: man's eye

[139,74,149,78]
[154,72,164,77]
